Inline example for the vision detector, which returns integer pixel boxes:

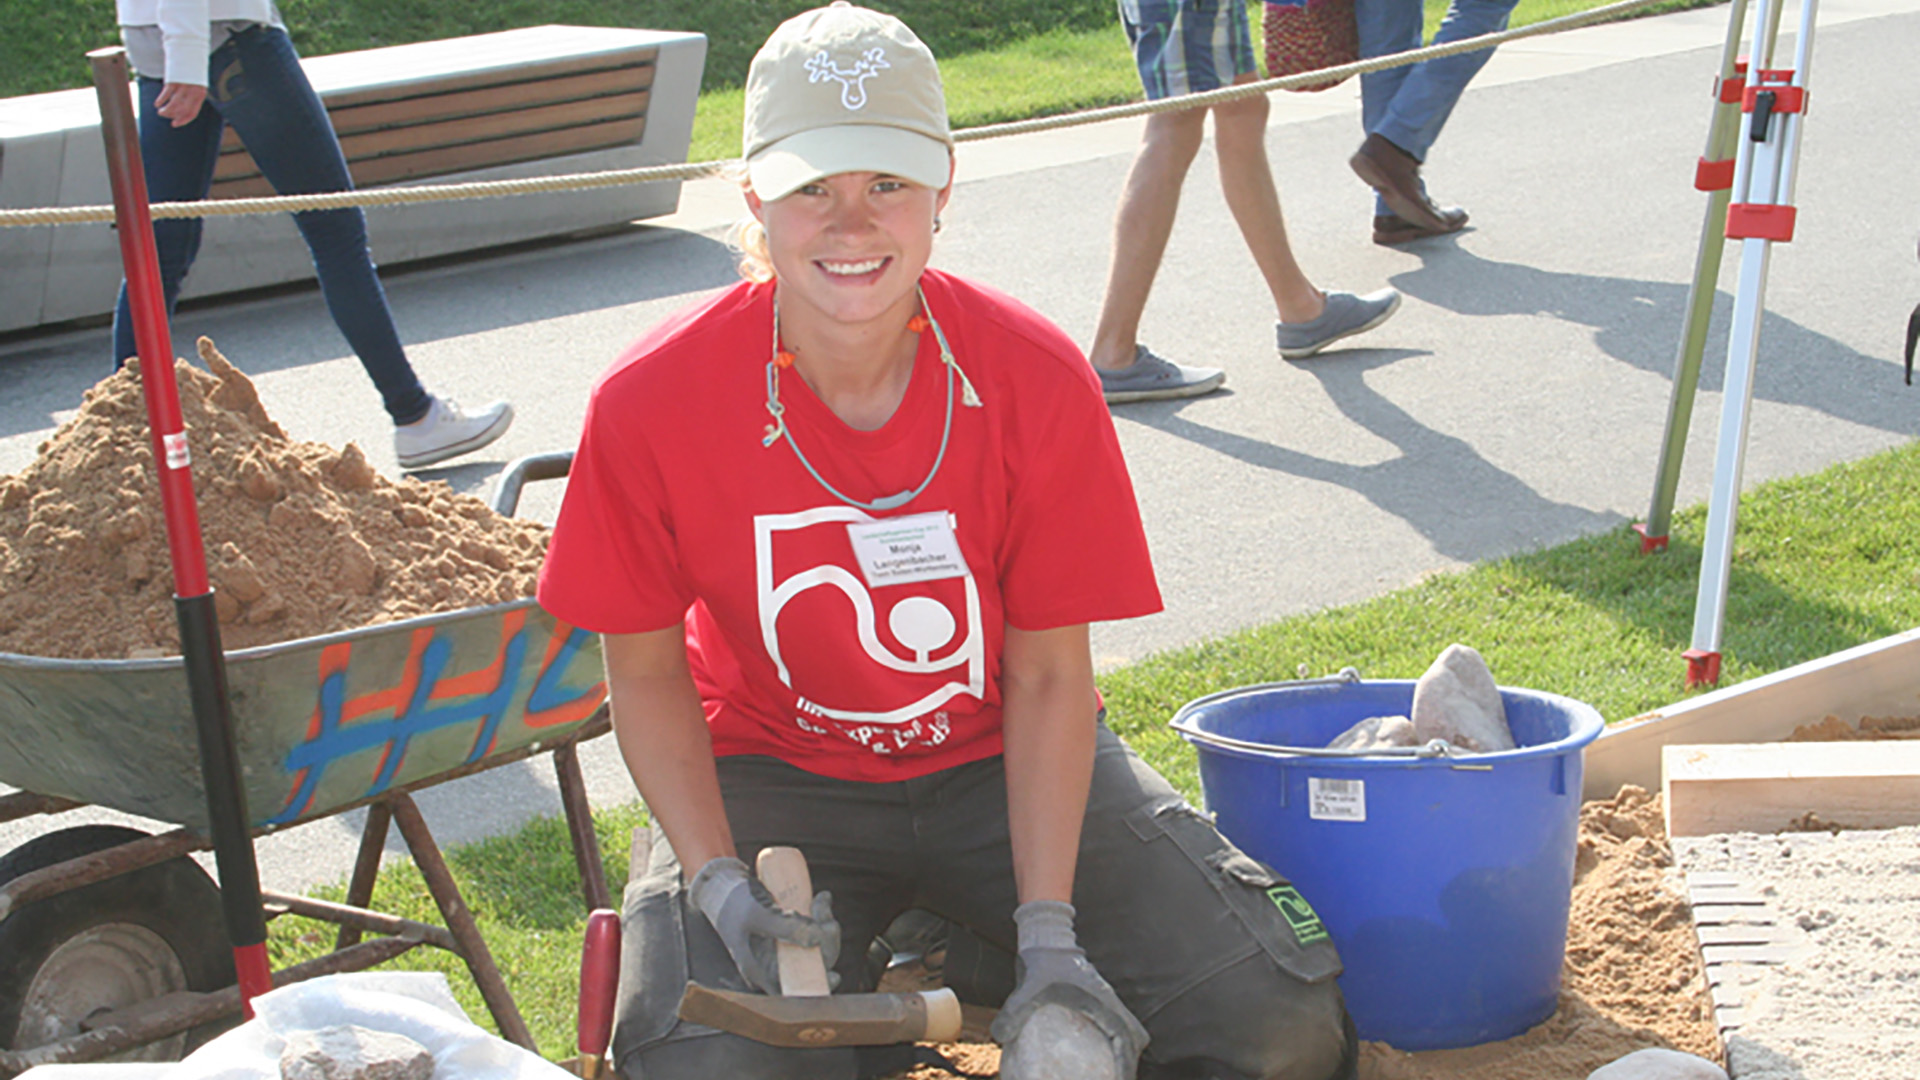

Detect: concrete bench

[0,25,707,334]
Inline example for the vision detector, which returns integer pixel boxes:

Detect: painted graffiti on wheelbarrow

[271,608,607,824]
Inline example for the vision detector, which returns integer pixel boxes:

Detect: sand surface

[1675,826,1920,1080]
[0,340,545,660]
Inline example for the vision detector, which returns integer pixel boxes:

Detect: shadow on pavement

[1390,248,1917,437]
[1132,348,1626,562]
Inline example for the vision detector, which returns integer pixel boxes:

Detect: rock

[1586,1047,1728,1080]
[279,1025,434,1080]
[1000,1003,1120,1080]
[1410,643,1515,753]
[1328,715,1418,752]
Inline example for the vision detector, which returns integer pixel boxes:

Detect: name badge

[846,511,970,588]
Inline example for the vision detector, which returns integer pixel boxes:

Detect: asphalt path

[3,0,1917,892]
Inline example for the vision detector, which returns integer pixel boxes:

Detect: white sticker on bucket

[1309,777,1366,822]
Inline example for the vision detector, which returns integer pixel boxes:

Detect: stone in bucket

[1412,643,1515,752]
[1327,714,1418,751]
[1326,644,1516,753]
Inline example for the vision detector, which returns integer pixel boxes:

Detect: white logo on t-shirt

[806,48,890,110]
[755,505,984,748]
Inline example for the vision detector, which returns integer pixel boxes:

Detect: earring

[933,214,943,234]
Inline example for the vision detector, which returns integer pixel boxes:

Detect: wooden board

[1583,627,1920,800]
[1662,741,1920,836]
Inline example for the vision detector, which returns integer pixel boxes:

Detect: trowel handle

[756,846,832,997]
[579,907,621,1070]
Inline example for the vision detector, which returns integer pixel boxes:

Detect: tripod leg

[1640,0,1752,553]
[1687,235,1774,687]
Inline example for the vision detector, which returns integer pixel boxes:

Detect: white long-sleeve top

[115,0,287,85]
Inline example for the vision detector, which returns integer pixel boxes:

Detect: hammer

[677,846,963,1047]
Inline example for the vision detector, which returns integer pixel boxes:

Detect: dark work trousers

[111,25,431,426]
[612,721,1358,1080]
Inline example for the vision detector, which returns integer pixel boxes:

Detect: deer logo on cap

[805,47,891,109]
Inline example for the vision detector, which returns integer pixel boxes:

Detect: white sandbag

[155,973,571,1080]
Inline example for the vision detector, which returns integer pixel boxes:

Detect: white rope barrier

[0,0,1673,229]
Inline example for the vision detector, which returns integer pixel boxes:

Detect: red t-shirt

[537,270,1161,782]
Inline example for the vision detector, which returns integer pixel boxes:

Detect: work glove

[990,900,1149,1080]
[687,855,841,995]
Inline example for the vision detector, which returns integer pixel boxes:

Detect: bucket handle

[1173,726,1470,760]
[1167,668,1494,765]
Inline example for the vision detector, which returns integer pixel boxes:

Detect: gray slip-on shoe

[1097,345,1226,403]
[1275,288,1402,359]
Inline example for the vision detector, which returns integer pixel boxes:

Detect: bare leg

[1088,108,1207,372]
[1212,77,1324,324]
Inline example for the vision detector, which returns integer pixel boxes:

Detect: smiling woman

[533,5,1359,1079]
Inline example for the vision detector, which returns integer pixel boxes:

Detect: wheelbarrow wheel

[0,824,236,1060]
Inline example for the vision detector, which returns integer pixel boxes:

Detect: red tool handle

[88,45,273,1017]
[579,908,622,1066]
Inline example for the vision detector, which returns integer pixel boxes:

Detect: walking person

[1090,0,1401,404]
[1349,0,1516,243]
[538,5,1357,1077]
[112,0,513,469]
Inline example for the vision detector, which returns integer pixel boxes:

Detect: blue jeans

[111,25,430,425]
[1354,0,1519,212]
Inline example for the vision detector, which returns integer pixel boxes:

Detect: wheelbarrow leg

[386,793,536,1050]
[554,741,612,913]
[336,801,393,951]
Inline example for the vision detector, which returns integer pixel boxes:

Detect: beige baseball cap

[743,2,954,201]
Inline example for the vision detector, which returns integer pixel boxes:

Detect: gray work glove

[990,900,1149,1080]
[687,855,841,995]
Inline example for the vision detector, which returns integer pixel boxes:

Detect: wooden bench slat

[208,117,647,200]
[212,91,650,185]
[215,63,656,155]
[327,65,653,138]
[337,93,649,163]
[319,47,657,111]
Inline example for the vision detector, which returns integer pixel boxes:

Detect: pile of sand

[1787,714,1920,741]
[904,786,1720,1080]
[0,339,547,660]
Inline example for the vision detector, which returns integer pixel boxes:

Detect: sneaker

[1097,345,1226,404]
[1275,288,1402,359]
[394,395,515,469]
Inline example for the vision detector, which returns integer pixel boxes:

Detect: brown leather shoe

[1350,133,1451,233]
[1373,209,1469,246]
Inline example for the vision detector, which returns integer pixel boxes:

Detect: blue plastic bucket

[1170,675,1604,1051]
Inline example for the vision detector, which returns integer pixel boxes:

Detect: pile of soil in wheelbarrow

[0,338,547,660]
[896,786,1721,1080]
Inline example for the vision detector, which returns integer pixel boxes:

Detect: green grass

[266,436,1920,1059]
[1096,443,1920,794]
[269,802,653,1055]
[686,0,1717,161]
